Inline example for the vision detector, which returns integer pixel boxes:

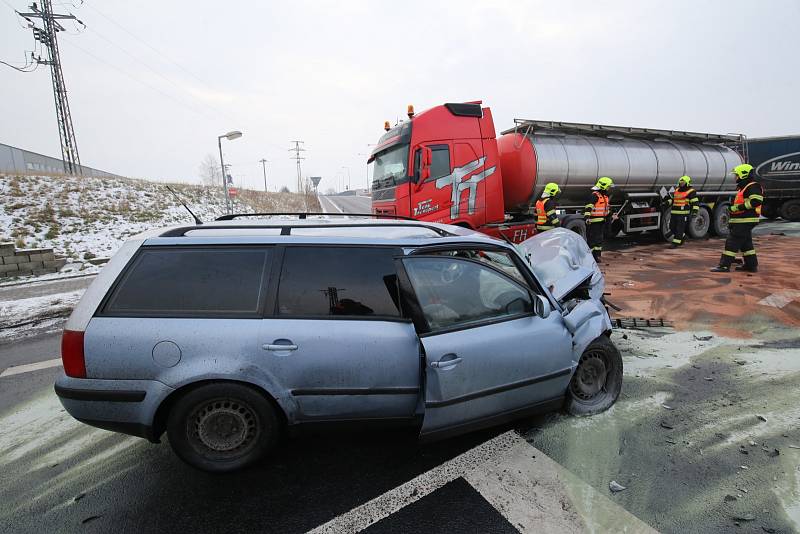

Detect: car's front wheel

[565,336,623,416]
[166,382,279,472]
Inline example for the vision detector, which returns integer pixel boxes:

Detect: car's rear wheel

[167,383,279,472]
[565,336,623,416]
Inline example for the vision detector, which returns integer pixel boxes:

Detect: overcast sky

[1,0,799,192]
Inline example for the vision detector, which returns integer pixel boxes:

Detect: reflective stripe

[742,249,757,256]
[748,194,764,201]
[587,217,605,223]
[537,225,554,230]
[592,246,602,251]
[671,210,690,215]
[729,218,760,223]
[535,199,548,225]
[546,210,556,215]
[672,239,682,244]
[689,197,699,202]
[672,189,693,208]
[723,250,736,257]
[591,194,610,217]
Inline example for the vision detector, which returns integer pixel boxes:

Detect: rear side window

[277,247,401,318]
[104,247,270,317]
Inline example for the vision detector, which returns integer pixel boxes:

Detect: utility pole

[18,1,83,175]
[289,141,306,193]
[259,158,269,192]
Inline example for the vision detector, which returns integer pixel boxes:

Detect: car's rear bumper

[54,373,175,442]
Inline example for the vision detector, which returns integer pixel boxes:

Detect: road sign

[228,187,238,197]
[310,176,322,187]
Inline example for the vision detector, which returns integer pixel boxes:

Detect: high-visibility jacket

[729,180,764,224]
[670,187,699,215]
[584,191,610,223]
[535,197,560,229]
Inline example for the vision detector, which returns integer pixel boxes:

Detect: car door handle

[263,343,298,351]
[431,357,462,369]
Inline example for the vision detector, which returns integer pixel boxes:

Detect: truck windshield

[370,144,409,189]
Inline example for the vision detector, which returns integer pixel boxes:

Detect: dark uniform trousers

[587,222,605,260]
[669,214,689,245]
[720,223,758,269]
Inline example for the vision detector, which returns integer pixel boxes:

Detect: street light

[218,130,242,213]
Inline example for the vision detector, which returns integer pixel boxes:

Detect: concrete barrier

[0,242,66,278]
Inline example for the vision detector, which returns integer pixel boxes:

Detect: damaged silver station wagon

[55,216,621,472]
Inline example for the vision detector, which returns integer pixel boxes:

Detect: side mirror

[533,294,551,319]
[419,147,432,182]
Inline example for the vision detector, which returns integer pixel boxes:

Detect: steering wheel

[440,262,465,284]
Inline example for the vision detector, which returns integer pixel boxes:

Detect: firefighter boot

[736,252,758,272]
[710,266,730,273]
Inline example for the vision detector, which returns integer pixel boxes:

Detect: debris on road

[756,415,767,422]
[731,513,755,522]
[693,335,713,341]
[660,421,674,430]
[608,481,627,493]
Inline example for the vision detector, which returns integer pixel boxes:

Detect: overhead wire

[59,36,222,123]
[80,0,222,99]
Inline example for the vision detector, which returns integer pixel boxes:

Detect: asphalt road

[0,332,508,533]
[319,194,372,215]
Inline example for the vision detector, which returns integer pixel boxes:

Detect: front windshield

[369,144,409,189]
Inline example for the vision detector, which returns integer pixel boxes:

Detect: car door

[263,245,421,423]
[397,250,574,440]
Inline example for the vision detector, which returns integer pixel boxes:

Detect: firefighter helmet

[595,177,614,191]
[678,175,691,186]
[543,182,561,197]
[732,163,754,180]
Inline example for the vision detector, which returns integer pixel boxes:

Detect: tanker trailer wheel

[760,201,781,220]
[712,202,730,237]
[659,207,672,241]
[687,207,711,239]
[564,218,587,240]
[780,199,800,222]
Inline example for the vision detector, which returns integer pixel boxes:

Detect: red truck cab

[369,102,536,243]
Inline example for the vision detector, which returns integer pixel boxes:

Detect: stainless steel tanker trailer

[497,119,746,239]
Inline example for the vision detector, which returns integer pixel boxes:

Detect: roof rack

[214,212,415,221]
[503,119,743,145]
[159,221,453,238]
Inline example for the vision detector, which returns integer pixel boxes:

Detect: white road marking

[318,195,344,214]
[758,290,800,308]
[0,358,62,378]
[307,431,656,533]
[307,431,520,534]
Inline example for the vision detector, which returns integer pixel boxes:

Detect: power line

[80,0,220,98]
[59,36,221,123]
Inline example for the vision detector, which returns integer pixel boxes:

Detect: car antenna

[165,185,203,225]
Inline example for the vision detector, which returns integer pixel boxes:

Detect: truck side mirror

[420,147,432,182]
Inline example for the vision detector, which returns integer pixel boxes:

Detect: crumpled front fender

[563,299,613,363]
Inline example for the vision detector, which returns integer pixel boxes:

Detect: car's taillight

[61,330,86,378]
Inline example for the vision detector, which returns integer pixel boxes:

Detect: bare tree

[199,154,220,187]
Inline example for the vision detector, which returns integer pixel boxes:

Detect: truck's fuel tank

[498,131,743,208]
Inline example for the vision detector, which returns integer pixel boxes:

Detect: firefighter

[710,164,764,273]
[667,175,700,248]
[535,182,561,232]
[584,176,613,262]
